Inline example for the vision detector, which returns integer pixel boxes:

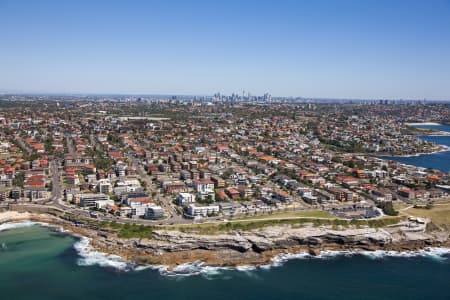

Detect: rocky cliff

[2,211,449,269]
[89,225,449,268]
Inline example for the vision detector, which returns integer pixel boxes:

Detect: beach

[406,122,442,126]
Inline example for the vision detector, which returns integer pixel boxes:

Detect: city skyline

[1,0,450,99]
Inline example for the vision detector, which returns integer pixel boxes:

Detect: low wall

[8,204,64,215]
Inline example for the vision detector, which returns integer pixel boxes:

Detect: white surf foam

[0,221,47,232]
[70,236,227,277]
[71,242,450,277]
[73,236,131,271]
[4,221,448,277]
[359,248,450,261]
[65,228,449,277]
[268,247,450,267]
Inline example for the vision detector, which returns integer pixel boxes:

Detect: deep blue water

[1,225,450,300]
[386,124,450,172]
[413,124,450,132]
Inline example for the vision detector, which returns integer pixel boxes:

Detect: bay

[385,124,450,172]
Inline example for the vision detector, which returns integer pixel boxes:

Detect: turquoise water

[386,125,450,172]
[1,225,450,300]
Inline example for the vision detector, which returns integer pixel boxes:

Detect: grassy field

[85,212,404,239]
[232,210,334,221]
[393,203,412,211]
[403,203,450,229]
[158,215,405,236]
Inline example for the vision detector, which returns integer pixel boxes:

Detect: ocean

[385,124,450,172]
[1,224,450,300]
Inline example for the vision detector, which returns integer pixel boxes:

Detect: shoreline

[4,217,447,277]
[376,145,450,158]
[1,211,449,275]
[406,122,442,126]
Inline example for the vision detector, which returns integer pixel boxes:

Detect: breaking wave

[2,222,449,277]
[73,237,132,271]
[71,235,450,277]
[271,248,450,266]
[0,221,51,232]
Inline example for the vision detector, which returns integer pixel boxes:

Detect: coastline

[406,122,442,126]
[1,210,449,275]
[376,145,450,158]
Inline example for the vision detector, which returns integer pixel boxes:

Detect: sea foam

[0,221,47,232]
[71,236,450,277]
[270,248,450,266]
[3,222,448,277]
[73,237,131,271]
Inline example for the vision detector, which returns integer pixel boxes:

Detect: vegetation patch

[405,203,450,228]
[377,201,399,216]
[160,216,405,235]
[117,223,153,239]
[233,210,334,221]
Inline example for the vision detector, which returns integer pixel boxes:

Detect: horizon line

[0,91,448,102]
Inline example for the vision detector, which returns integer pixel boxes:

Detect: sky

[0,0,450,99]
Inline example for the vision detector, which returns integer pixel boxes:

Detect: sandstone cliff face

[88,225,450,268]
[2,212,448,268]
[101,226,395,254]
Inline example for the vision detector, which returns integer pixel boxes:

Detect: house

[215,189,229,201]
[226,187,240,200]
[211,175,225,188]
[274,190,291,202]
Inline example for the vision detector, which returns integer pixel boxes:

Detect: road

[37,156,371,228]
[47,158,188,225]
[128,155,185,224]
[49,159,62,205]
[66,136,76,155]
[15,135,33,155]
[89,133,102,150]
[24,159,355,228]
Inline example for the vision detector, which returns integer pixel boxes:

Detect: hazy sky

[1,0,450,99]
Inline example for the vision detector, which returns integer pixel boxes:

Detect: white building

[193,179,215,201]
[97,179,112,194]
[86,174,97,184]
[129,198,154,217]
[77,193,109,207]
[95,199,115,209]
[186,204,219,218]
[176,192,196,206]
